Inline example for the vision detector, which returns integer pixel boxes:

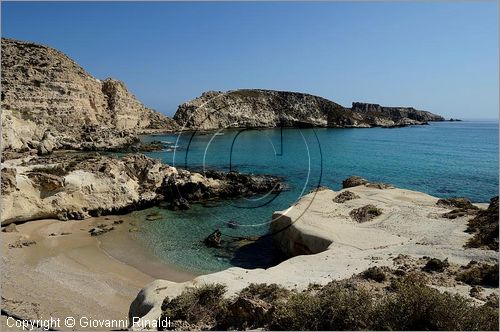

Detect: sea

[128,120,498,274]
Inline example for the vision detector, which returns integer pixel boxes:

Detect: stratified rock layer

[1,38,178,156]
[174,90,444,130]
[0,154,281,224]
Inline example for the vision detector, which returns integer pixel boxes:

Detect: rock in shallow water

[204,229,223,248]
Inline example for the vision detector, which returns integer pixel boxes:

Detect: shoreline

[1,214,196,330]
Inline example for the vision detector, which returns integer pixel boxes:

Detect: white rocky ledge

[129,185,497,330]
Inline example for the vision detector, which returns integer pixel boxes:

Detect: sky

[2,1,498,119]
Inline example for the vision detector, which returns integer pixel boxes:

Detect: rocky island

[174,90,444,130]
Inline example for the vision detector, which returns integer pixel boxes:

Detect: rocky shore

[129,178,498,330]
[0,153,282,225]
[1,37,494,331]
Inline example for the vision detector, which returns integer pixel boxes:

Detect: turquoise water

[134,121,498,274]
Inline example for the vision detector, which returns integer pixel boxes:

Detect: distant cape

[173,89,444,130]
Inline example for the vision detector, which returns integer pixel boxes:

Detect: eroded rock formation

[0,154,281,225]
[1,38,178,157]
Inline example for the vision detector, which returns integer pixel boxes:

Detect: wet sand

[1,214,196,331]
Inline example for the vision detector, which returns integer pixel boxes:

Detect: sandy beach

[1,214,195,331]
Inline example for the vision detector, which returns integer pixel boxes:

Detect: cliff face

[174,89,444,130]
[351,102,444,123]
[1,38,177,156]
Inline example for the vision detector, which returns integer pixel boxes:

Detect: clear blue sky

[2,1,498,119]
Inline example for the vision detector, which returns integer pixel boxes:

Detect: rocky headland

[2,38,446,160]
[1,38,179,159]
[0,153,281,225]
[173,90,444,130]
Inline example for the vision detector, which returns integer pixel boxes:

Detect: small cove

[130,121,498,274]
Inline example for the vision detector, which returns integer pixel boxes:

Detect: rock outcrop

[351,102,444,123]
[1,38,178,157]
[173,89,444,130]
[0,154,281,225]
[129,181,496,329]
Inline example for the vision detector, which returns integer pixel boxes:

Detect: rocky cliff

[0,153,281,224]
[174,89,444,130]
[1,38,178,157]
[351,102,444,123]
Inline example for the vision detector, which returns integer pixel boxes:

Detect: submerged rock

[170,198,190,211]
[204,229,223,248]
[227,220,239,229]
[145,213,163,221]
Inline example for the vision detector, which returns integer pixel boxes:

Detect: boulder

[204,229,222,248]
[333,190,360,203]
[437,197,478,210]
[342,176,368,188]
[349,204,382,222]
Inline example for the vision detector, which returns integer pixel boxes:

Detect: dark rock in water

[333,190,360,203]
[349,204,382,223]
[342,176,368,188]
[437,197,478,210]
[170,198,190,210]
[145,213,163,221]
[139,140,166,152]
[465,196,499,251]
[204,229,222,248]
[159,169,283,211]
[227,220,239,229]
